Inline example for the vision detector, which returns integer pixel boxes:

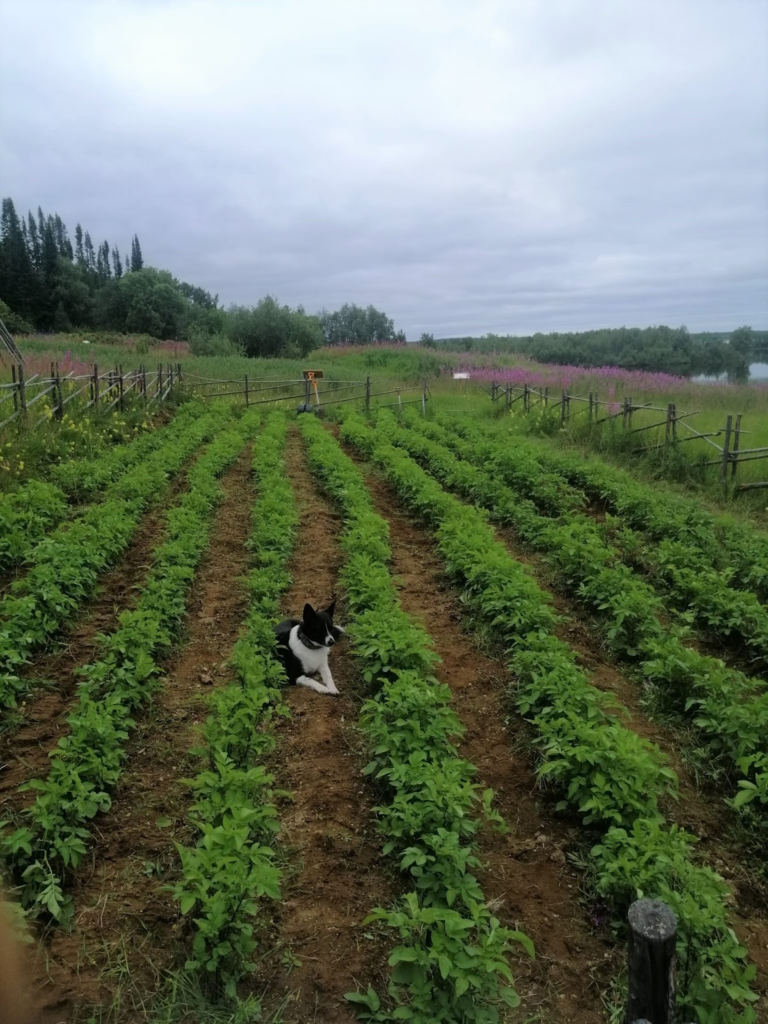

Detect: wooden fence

[186,371,431,415]
[0,362,183,433]
[487,381,768,491]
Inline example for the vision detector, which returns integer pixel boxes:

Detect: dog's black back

[273,617,303,685]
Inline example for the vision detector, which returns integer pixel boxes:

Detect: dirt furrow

[262,428,394,1024]
[351,453,610,1023]
[0,463,194,809]
[32,447,256,1024]
[345,436,768,1013]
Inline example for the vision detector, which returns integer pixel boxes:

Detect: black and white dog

[273,601,345,696]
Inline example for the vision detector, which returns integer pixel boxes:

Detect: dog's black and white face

[301,600,345,648]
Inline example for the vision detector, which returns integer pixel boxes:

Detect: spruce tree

[0,198,37,321]
[75,223,84,265]
[112,245,123,278]
[27,213,41,269]
[84,231,96,271]
[131,234,144,271]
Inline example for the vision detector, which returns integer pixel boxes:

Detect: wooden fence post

[244,374,250,406]
[721,414,733,484]
[118,365,125,411]
[93,364,99,407]
[627,396,633,431]
[731,413,742,479]
[523,383,529,412]
[157,363,163,399]
[17,364,26,413]
[397,389,402,418]
[560,389,566,425]
[626,899,676,1024]
[544,386,549,407]
[365,375,371,413]
[11,364,18,412]
[588,391,593,422]
[422,378,427,417]
[55,363,63,419]
[491,381,497,403]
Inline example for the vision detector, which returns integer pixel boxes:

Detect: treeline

[0,197,406,358]
[437,325,766,378]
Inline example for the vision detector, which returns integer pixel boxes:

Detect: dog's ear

[324,599,336,619]
[303,603,317,622]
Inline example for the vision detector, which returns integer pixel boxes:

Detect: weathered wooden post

[544,386,549,407]
[560,388,566,425]
[244,374,250,407]
[523,383,529,412]
[626,899,676,1024]
[421,378,427,417]
[11,364,18,412]
[365,375,371,413]
[168,363,174,392]
[397,388,402,418]
[157,363,163,399]
[118,365,125,411]
[93,364,99,407]
[17,364,26,414]
[665,403,673,447]
[589,391,593,422]
[491,381,497,403]
[55,363,63,419]
[731,413,742,480]
[721,414,733,484]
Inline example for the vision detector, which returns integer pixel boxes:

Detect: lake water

[695,362,768,383]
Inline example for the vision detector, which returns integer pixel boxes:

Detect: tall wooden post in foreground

[626,899,676,1024]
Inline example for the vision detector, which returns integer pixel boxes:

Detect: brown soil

[29,447,256,1024]
[360,436,768,1010]
[260,428,395,1024]
[493,528,768,1005]
[0,463,193,812]
[350,452,612,1023]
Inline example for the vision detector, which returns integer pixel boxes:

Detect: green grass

[5,334,768,514]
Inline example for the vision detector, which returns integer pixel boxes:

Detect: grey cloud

[1,0,766,336]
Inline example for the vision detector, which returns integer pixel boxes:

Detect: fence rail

[0,361,183,433]
[187,372,431,416]
[488,380,768,492]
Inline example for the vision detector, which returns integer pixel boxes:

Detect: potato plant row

[0,411,259,923]
[0,404,201,575]
[435,417,768,669]
[340,412,757,1023]
[452,417,768,603]
[0,404,231,709]
[300,415,534,1024]
[0,480,69,574]
[391,413,768,812]
[172,413,297,1000]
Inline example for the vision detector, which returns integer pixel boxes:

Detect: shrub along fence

[186,370,431,415]
[487,380,768,491]
[0,362,184,433]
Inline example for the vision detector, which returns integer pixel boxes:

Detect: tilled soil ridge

[351,452,610,1024]
[262,428,394,1024]
[30,446,256,1024]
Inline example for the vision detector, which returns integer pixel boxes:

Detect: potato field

[0,396,766,1024]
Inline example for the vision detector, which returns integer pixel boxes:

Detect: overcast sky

[1,0,766,337]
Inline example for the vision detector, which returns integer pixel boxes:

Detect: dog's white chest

[288,626,329,673]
